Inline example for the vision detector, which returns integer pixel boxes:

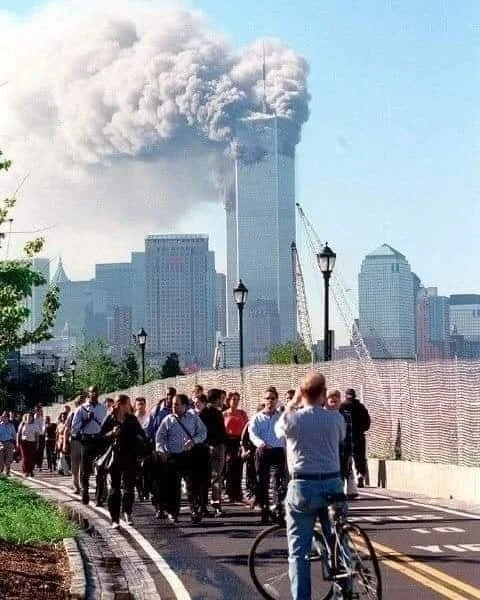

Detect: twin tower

[224,114,297,365]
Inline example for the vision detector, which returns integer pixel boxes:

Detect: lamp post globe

[317,242,336,362]
[69,359,77,391]
[233,280,248,369]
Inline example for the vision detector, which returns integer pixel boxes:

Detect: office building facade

[359,244,416,359]
[225,114,297,364]
[145,234,216,368]
[215,273,227,337]
[416,287,450,360]
[449,294,480,359]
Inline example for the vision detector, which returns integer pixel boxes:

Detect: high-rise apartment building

[416,287,450,360]
[215,273,227,337]
[225,114,296,364]
[358,244,416,359]
[145,234,216,367]
[449,294,480,359]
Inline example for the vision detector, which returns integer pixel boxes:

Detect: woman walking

[44,416,57,472]
[223,392,248,503]
[17,413,38,477]
[100,394,147,528]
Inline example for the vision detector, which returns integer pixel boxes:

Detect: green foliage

[74,340,123,394]
[267,340,313,365]
[160,352,184,379]
[0,151,60,361]
[120,350,140,387]
[0,477,77,544]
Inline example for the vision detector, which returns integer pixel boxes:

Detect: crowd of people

[0,381,370,532]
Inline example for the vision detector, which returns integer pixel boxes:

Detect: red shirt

[224,409,248,438]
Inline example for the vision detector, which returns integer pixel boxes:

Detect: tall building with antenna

[225,114,297,364]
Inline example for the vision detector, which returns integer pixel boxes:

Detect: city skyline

[1,0,477,346]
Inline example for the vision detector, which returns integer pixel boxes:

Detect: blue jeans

[286,477,344,600]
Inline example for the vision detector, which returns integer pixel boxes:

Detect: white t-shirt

[19,422,38,442]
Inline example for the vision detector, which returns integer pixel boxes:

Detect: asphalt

[27,470,480,600]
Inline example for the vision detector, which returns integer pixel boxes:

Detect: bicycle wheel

[334,522,382,600]
[248,524,333,600]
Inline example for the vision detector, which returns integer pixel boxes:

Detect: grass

[0,476,77,544]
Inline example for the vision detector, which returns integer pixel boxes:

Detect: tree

[74,340,123,395]
[119,350,139,388]
[160,353,184,379]
[0,151,60,362]
[267,340,312,365]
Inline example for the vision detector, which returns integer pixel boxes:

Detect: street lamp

[137,327,148,385]
[317,242,336,362]
[57,367,65,403]
[69,359,77,391]
[233,280,248,369]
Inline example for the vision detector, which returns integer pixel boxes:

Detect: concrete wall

[368,459,480,504]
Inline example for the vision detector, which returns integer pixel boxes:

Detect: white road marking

[412,543,480,553]
[349,505,409,511]
[13,473,192,600]
[355,513,444,523]
[411,527,465,534]
[360,490,480,520]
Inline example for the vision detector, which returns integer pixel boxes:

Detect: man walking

[70,386,107,505]
[0,411,17,476]
[275,372,346,600]
[249,387,286,524]
[340,389,370,488]
[156,394,207,523]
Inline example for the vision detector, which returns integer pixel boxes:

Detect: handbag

[95,443,116,473]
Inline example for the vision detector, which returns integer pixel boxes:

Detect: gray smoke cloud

[0,1,310,276]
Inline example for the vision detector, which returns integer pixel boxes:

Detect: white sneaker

[124,513,133,526]
[111,522,120,530]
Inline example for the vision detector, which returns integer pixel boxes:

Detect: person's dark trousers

[151,456,168,512]
[165,452,190,517]
[108,460,136,523]
[255,447,287,510]
[353,435,367,478]
[245,453,257,502]
[45,440,56,471]
[20,440,36,475]
[79,437,103,505]
[190,445,209,510]
[225,437,243,501]
[36,434,46,469]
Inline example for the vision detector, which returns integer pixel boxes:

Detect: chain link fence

[46,358,480,468]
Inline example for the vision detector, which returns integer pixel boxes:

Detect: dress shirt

[275,406,346,475]
[249,410,285,449]
[33,416,45,435]
[19,422,37,442]
[146,404,171,441]
[136,412,150,430]
[70,401,107,436]
[0,421,16,442]
[156,411,207,454]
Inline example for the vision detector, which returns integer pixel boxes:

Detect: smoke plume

[0,1,310,276]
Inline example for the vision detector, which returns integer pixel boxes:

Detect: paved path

[27,470,480,599]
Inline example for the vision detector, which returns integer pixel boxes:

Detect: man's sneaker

[73,487,81,496]
[357,476,365,488]
[81,493,90,505]
[111,522,120,530]
[167,513,179,523]
[213,507,223,518]
[124,513,133,526]
[155,509,166,520]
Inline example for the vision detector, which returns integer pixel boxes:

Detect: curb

[63,537,87,600]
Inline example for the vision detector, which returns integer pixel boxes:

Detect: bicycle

[248,493,382,600]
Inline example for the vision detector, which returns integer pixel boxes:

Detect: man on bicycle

[275,372,346,600]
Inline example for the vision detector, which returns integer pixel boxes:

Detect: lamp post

[317,242,336,362]
[137,327,148,385]
[233,280,248,369]
[57,367,65,403]
[69,359,77,392]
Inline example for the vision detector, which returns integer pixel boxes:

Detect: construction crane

[291,242,315,363]
[295,203,390,413]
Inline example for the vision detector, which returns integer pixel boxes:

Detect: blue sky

[4,0,479,341]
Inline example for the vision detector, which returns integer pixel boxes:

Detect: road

[29,471,480,599]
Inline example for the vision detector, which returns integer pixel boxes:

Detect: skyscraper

[416,287,450,360]
[215,273,227,336]
[23,258,50,354]
[225,114,296,364]
[145,234,216,367]
[449,294,480,359]
[358,244,416,359]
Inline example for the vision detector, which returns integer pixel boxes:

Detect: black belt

[292,471,340,481]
